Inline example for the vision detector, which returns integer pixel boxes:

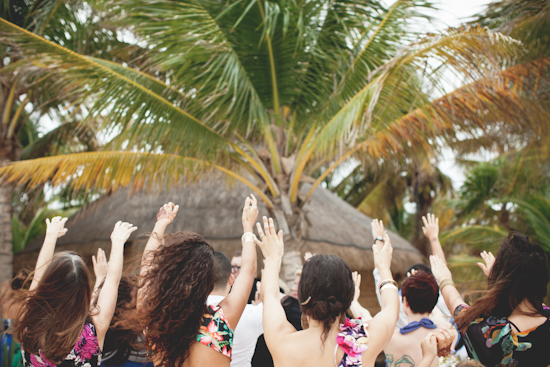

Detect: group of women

[1,194,549,367]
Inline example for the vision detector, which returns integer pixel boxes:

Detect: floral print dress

[21,322,101,367]
[455,304,550,366]
[336,318,369,367]
[196,305,233,359]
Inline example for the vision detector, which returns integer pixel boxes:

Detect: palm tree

[0,0,548,283]
[0,0,147,282]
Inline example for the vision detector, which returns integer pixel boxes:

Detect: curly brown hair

[15,252,92,364]
[126,232,215,367]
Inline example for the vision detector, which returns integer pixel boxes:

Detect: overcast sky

[412,0,495,189]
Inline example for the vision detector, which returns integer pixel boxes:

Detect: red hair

[401,271,439,314]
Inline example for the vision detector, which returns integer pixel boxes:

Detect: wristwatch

[374,236,384,245]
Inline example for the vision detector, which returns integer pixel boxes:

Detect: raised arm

[140,203,179,279]
[137,203,178,310]
[256,216,296,356]
[422,214,446,265]
[219,194,258,329]
[430,255,464,313]
[91,248,108,306]
[93,221,137,350]
[30,217,68,291]
[349,271,372,321]
[362,220,400,365]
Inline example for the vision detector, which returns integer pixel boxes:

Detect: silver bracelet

[380,283,398,293]
[241,232,256,246]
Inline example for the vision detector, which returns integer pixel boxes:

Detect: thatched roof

[22,181,422,274]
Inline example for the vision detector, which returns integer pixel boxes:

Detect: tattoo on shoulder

[386,354,415,367]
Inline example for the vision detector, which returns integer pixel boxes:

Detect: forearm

[31,234,58,289]
[141,222,168,274]
[92,276,106,306]
[240,240,257,278]
[428,236,446,265]
[107,242,125,282]
[262,257,282,302]
[378,268,399,325]
[441,284,464,313]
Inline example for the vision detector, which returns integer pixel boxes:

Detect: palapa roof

[22,181,423,274]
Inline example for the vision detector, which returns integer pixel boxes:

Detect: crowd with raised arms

[0,195,548,367]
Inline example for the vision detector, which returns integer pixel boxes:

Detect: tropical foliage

[0,0,549,286]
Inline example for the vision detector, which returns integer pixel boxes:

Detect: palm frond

[0,17,234,159]
[442,225,509,253]
[0,151,275,207]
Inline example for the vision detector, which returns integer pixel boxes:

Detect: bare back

[384,328,438,367]
[154,343,230,367]
[270,328,347,367]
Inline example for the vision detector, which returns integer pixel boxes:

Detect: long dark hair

[298,255,354,342]
[456,232,548,330]
[126,232,215,367]
[15,252,92,364]
[98,274,141,366]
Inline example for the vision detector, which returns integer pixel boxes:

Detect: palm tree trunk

[0,162,12,284]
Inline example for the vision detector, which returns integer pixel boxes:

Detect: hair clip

[301,296,311,305]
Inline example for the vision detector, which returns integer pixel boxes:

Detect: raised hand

[429,255,453,283]
[422,214,439,240]
[373,233,393,272]
[420,332,438,363]
[111,221,138,244]
[477,250,495,277]
[242,194,259,233]
[371,219,386,240]
[406,268,418,278]
[352,271,361,302]
[304,252,315,262]
[254,217,284,260]
[46,217,69,238]
[92,248,108,279]
[156,202,179,225]
[435,329,453,357]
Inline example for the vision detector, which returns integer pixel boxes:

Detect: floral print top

[196,305,233,359]
[336,318,368,367]
[21,322,101,367]
[455,304,550,366]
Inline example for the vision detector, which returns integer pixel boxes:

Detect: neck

[512,299,540,315]
[305,315,342,339]
[210,289,228,298]
[407,312,431,323]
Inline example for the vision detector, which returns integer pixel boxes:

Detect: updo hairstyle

[298,255,354,342]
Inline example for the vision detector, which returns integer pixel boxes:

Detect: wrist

[265,256,282,264]
[243,226,254,234]
[377,268,392,280]
[111,239,126,247]
[155,220,171,228]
